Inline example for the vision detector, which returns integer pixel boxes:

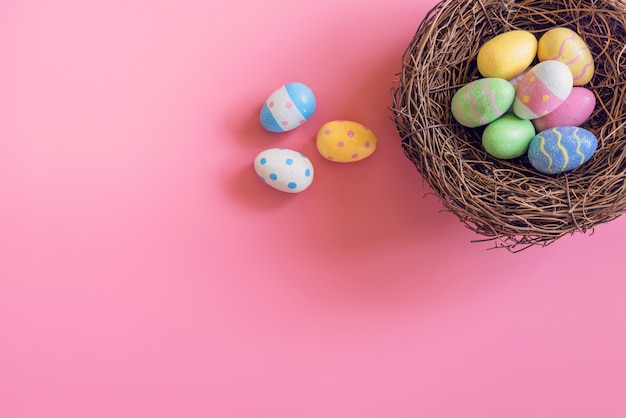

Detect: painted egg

[259,82,316,132]
[513,60,573,120]
[533,87,596,132]
[482,114,536,159]
[316,120,377,162]
[451,78,515,128]
[254,148,314,193]
[477,30,537,80]
[527,126,598,174]
[538,27,595,86]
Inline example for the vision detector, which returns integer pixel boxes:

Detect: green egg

[451,78,515,127]
[482,114,535,159]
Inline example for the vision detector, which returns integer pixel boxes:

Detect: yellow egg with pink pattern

[538,27,595,86]
[316,120,377,162]
[512,60,573,120]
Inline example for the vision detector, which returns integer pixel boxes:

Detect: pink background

[1,0,626,417]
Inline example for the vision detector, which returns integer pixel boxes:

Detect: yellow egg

[537,27,594,86]
[477,30,537,80]
[316,120,377,162]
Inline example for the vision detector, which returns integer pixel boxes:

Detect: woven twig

[391,0,626,251]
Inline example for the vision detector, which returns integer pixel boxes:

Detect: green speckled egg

[451,78,515,128]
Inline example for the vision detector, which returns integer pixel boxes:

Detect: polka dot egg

[513,60,573,120]
[316,120,377,162]
[259,82,316,132]
[254,148,314,193]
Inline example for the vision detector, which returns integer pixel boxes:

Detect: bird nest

[391,0,626,251]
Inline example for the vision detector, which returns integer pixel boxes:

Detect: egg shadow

[237,110,265,147]
[225,162,296,210]
[223,91,306,150]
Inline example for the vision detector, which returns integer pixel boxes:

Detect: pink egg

[533,87,596,132]
[513,60,573,120]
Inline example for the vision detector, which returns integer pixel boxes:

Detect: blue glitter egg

[527,126,598,174]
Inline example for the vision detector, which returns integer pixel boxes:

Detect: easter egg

[316,120,377,162]
[254,148,314,193]
[533,87,596,132]
[513,60,573,120]
[477,30,538,80]
[538,27,595,86]
[482,114,536,159]
[527,126,598,174]
[451,78,515,128]
[260,82,316,132]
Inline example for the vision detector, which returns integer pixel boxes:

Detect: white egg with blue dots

[254,148,314,193]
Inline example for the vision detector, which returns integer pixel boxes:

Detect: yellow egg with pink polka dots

[316,120,377,162]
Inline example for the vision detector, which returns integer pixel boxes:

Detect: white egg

[254,148,314,193]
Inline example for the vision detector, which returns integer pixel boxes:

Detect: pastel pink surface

[1,1,626,418]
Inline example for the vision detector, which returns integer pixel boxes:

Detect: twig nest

[391,0,626,251]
